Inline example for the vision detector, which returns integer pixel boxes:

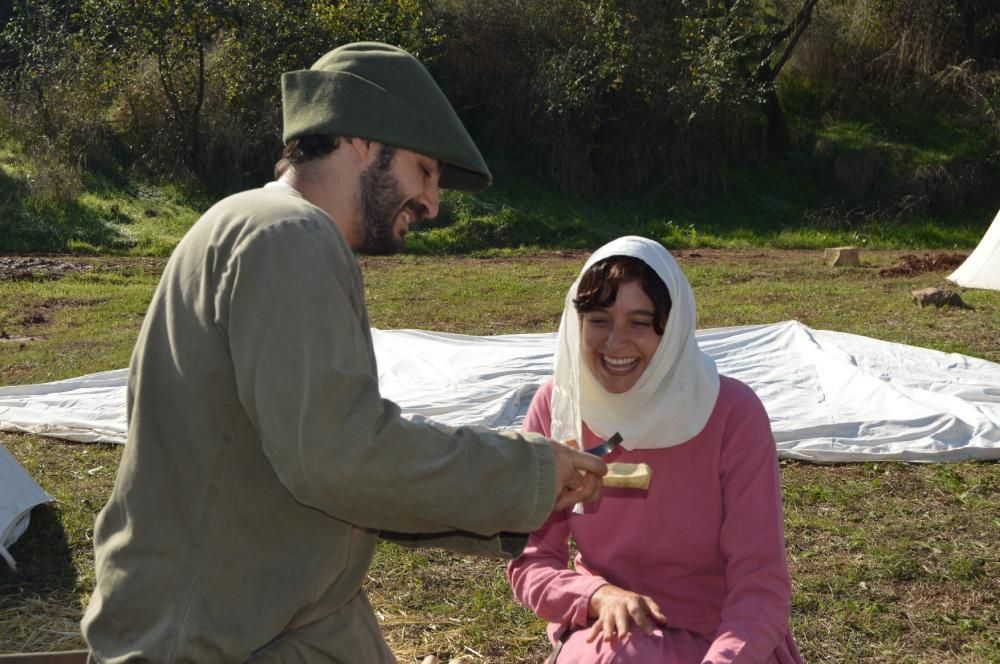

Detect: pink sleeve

[703,387,792,663]
[507,382,609,628]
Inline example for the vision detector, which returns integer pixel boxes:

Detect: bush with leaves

[212,0,435,189]
[0,0,436,191]
[430,0,817,195]
[2,0,994,205]
[789,0,998,133]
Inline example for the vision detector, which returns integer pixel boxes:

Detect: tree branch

[757,0,821,83]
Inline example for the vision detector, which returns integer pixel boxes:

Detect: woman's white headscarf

[550,236,720,450]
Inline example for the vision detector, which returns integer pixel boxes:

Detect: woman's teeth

[602,355,639,372]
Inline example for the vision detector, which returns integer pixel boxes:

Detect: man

[82,42,605,662]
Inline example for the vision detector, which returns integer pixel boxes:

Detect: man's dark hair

[573,255,672,335]
[274,135,341,179]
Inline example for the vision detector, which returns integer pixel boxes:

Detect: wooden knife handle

[603,462,652,490]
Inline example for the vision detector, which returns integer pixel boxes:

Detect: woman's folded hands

[587,583,669,642]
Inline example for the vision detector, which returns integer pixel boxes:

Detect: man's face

[356,145,441,255]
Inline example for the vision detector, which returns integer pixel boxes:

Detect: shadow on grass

[0,505,78,600]
[0,504,88,652]
[0,167,133,254]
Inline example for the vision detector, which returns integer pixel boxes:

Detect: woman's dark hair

[573,255,672,335]
[273,135,341,178]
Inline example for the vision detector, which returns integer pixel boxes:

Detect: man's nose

[416,183,440,220]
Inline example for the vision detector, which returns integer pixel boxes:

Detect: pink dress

[508,377,803,663]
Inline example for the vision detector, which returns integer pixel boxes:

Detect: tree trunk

[756,0,820,154]
[763,88,790,154]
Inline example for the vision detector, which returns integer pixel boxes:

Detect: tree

[755,0,822,152]
[79,0,240,175]
[1,1,86,138]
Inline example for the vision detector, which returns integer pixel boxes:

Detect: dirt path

[1,249,969,283]
[0,256,166,281]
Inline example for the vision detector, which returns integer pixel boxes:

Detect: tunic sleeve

[702,386,792,663]
[507,383,609,628]
[218,218,556,537]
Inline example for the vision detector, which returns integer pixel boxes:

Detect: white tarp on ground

[948,208,1000,291]
[4,320,1000,560]
[1,320,999,463]
[0,442,52,570]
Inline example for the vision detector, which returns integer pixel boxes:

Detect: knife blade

[584,432,622,458]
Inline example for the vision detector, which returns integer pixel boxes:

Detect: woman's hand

[587,584,668,642]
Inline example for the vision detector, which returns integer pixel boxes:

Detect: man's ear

[345,137,377,167]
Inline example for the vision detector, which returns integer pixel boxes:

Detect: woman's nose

[605,324,626,349]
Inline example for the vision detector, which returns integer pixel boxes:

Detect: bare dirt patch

[0,255,165,281]
[16,298,110,329]
[0,256,94,281]
[878,253,968,278]
[1,298,110,346]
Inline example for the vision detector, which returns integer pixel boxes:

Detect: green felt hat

[282,42,492,193]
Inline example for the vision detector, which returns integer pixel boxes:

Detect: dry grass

[0,593,87,652]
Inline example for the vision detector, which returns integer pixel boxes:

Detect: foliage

[787,0,999,140]
[75,0,241,178]
[0,0,996,235]
[0,0,435,190]
[0,1,121,179]
[430,0,817,194]
[0,0,834,197]
[213,0,435,188]
[779,0,1000,219]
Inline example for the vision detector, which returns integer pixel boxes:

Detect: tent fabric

[2,320,999,562]
[0,369,129,444]
[948,208,1000,291]
[0,442,52,570]
[1,321,998,463]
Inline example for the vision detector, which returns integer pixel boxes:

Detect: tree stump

[824,246,860,267]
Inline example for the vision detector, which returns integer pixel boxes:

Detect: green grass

[1,250,998,661]
[0,259,163,384]
[0,141,211,255]
[405,175,993,256]
[69,179,208,257]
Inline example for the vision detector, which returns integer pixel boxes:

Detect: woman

[508,236,802,663]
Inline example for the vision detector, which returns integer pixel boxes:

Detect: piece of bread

[603,462,652,490]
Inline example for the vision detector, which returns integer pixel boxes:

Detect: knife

[584,432,623,458]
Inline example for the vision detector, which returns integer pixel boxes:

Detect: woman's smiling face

[580,280,664,394]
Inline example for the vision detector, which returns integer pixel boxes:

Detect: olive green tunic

[82,185,557,662]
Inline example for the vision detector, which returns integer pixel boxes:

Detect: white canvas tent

[948,208,1000,290]
[0,443,52,570]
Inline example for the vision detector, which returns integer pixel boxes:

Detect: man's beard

[357,146,408,255]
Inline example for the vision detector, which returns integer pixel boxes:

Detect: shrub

[0,0,995,208]
[429,0,823,196]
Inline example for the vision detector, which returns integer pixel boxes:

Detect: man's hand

[548,440,606,511]
[587,584,668,642]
